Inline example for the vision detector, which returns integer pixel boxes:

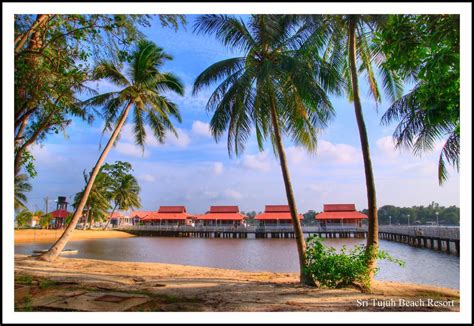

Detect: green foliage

[14,174,32,211]
[375,202,460,226]
[39,213,53,229]
[18,150,37,178]
[304,235,404,289]
[16,209,33,229]
[193,14,341,157]
[376,15,460,184]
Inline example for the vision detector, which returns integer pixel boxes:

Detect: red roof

[264,205,290,212]
[130,211,155,219]
[316,211,367,220]
[158,206,187,213]
[323,204,356,212]
[196,213,246,221]
[108,211,123,219]
[48,209,69,218]
[209,206,239,213]
[142,212,192,221]
[316,204,367,220]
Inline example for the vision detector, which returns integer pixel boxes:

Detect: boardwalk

[117,225,460,255]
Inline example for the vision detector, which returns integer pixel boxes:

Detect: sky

[24,15,460,214]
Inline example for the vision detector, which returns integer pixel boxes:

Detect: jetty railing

[378,225,460,240]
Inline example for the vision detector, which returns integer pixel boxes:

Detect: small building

[30,215,40,228]
[130,211,155,225]
[255,205,303,227]
[315,204,367,228]
[108,211,134,227]
[48,209,70,229]
[48,196,70,229]
[141,206,195,226]
[196,206,246,227]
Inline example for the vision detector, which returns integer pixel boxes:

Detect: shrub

[304,235,404,289]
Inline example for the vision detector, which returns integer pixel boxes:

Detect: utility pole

[44,196,49,214]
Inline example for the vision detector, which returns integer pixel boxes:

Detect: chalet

[315,204,367,228]
[130,211,155,225]
[255,205,303,227]
[108,211,134,227]
[196,206,246,227]
[141,206,195,226]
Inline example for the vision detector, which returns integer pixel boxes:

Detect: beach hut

[255,205,303,227]
[196,206,246,227]
[48,209,70,229]
[141,206,194,226]
[315,204,367,228]
[130,211,155,225]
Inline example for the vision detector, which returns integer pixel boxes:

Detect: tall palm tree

[318,15,403,284]
[39,39,184,261]
[14,173,32,211]
[193,15,340,285]
[103,174,141,229]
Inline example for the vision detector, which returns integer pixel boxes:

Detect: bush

[304,235,404,289]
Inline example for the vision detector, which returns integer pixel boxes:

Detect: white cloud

[240,152,272,172]
[165,128,190,148]
[191,120,212,137]
[113,142,149,158]
[376,136,401,159]
[138,174,156,182]
[213,162,224,175]
[317,140,359,164]
[286,140,359,166]
[223,189,243,200]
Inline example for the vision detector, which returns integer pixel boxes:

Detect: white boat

[32,249,78,255]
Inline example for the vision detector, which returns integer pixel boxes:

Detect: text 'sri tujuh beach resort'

[6,3,471,324]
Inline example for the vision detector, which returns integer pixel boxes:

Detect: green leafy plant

[304,235,404,289]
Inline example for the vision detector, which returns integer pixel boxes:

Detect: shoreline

[14,254,459,312]
[14,229,135,244]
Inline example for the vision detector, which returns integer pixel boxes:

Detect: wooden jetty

[117,225,459,255]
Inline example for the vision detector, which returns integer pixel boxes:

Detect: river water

[15,237,460,289]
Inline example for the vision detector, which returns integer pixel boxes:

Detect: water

[15,237,460,289]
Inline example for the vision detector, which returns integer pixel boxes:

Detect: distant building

[140,206,195,226]
[315,204,367,228]
[255,205,303,227]
[196,206,247,227]
[108,211,134,227]
[48,196,70,229]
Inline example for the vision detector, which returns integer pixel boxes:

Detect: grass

[16,274,33,285]
[39,279,59,289]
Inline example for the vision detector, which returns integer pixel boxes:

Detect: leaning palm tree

[39,39,184,261]
[317,15,403,285]
[103,174,141,230]
[14,173,32,211]
[193,15,340,285]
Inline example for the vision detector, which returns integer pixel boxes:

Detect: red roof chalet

[48,209,69,219]
[315,204,367,220]
[130,211,155,219]
[255,205,303,220]
[142,206,194,221]
[197,206,246,220]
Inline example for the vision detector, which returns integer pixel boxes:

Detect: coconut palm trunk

[38,101,132,262]
[103,203,118,230]
[269,100,314,286]
[348,18,379,280]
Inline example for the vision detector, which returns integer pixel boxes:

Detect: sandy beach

[14,229,135,244]
[14,254,460,312]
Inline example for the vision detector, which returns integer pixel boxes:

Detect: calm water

[15,237,460,289]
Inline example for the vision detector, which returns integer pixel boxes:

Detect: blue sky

[25,15,460,214]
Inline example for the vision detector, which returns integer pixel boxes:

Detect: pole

[45,196,49,214]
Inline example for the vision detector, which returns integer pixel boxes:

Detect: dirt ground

[14,229,135,244]
[14,254,460,312]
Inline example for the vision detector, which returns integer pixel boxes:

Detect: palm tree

[14,173,32,211]
[193,15,340,285]
[318,15,403,284]
[103,174,141,230]
[16,209,33,229]
[73,169,112,229]
[39,39,184,261]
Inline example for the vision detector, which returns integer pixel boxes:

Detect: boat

[32,249,78,255]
